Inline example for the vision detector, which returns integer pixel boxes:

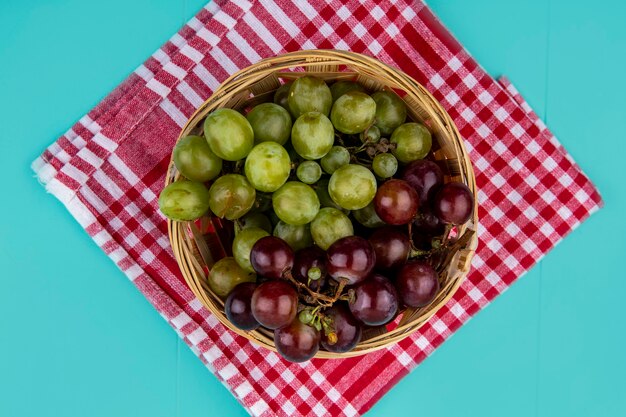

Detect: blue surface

[0,0,624,416]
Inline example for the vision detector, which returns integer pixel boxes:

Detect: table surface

[1,0,624,416]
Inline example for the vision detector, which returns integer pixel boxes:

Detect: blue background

[1,0,624,416]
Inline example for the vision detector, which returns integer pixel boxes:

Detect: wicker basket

[165,50,478,359]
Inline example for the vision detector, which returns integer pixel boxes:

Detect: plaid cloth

[32,1,602,416]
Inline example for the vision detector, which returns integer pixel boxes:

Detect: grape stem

[283,269,348,308]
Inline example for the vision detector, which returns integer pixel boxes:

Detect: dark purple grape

[293,246,327,292]
[327,236,376,285]
[251,280,298,329]
[274,319,320,362]
[250,236,294,279]
[349,274,398,326]
[320,303,362,353]
[413,211,445,236]
[396,260,439,307]
[374,179,419,225]
[401,160,444,205]
[368,227,410,270]
[433,182,474,225]
[225,282,259,330]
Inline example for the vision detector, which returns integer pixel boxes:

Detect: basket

[165,50,478,359]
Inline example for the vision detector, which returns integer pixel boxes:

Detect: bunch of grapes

[159,76,474,362]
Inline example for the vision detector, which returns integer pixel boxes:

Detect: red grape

[293,246,327,292]
[396,260,439,307]
[433,182,474,225]
[274,319,320,362]
[225,282,259,330]
[327,236,376,285]
[349,274,398,325]
[368,226,410,270]
[251,280,298,329]
[413,211,445,236]
[373,179,419,225]
[250,236,294,279]
[320,303,362,353]
[401,160,444,205]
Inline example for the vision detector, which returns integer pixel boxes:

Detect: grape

[251,280,298,329]
[320,303,362,353]
[225,282,259,330]
[371,91,407,135]
[208,174,256,220]
[274,319,320,362]
[390,122,432,163]
[250,236,294,279]
[203,108,254,161]
[314,179,347,213]
[293,246,327,292]
[328,164,377,210]
[232,227,270,272]
[296,161,322,184]
[359,125,381,144]
[288,76,332,118]
[396,260,439,307]
[330,91,376,134]
[352,200,385,228]
[246,102,292,145]
[374,179,419,225]
[320,146,350,175]
[159,180,210,221]
[310,207,354,250]
[368,226,410,270]
[330,80,365,102]
[412,211,445,236]
[327,236,376,285]
[273,221,314,252]
[244,142,291,192]
[272,182,320,226]
[208,257,256,298]
[433,182,474,225]
[401,160,444,205]
[372,153,398,179]
[273,82,293,113]
[349,273,398,326]
[234,212,272,235]
[291,112,334,160]
[173,135,222,182]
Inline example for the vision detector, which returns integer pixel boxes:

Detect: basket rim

[165,49,479,359]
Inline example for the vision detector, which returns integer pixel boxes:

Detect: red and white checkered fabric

[32,1,602,416]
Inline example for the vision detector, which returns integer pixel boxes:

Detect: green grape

[328,164,377,210]
[246,103,292,145]
[173,135,222,182]
[273,82,293,113]
[330,80,365,102]
[359,125,381,144]
[390,122,432,163]
[314,179,348,213]
[234,212,272,235]
[233,227,270,272]
[320,146,350,175]
[291,112,334,160]
[203,108,254,161]
[352,200,386,228]
[273,221,314,251]
[288,76,332,118]
[372,91,407,135]
[296,161,322,184]
[208,257,256,298]
[372,153,398,178]
[310,207,354,250]
[244,142,291,192]
[272,181,320,225]
[208,174,256,220]
[330,91,376,134]
[158,180,210,221]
